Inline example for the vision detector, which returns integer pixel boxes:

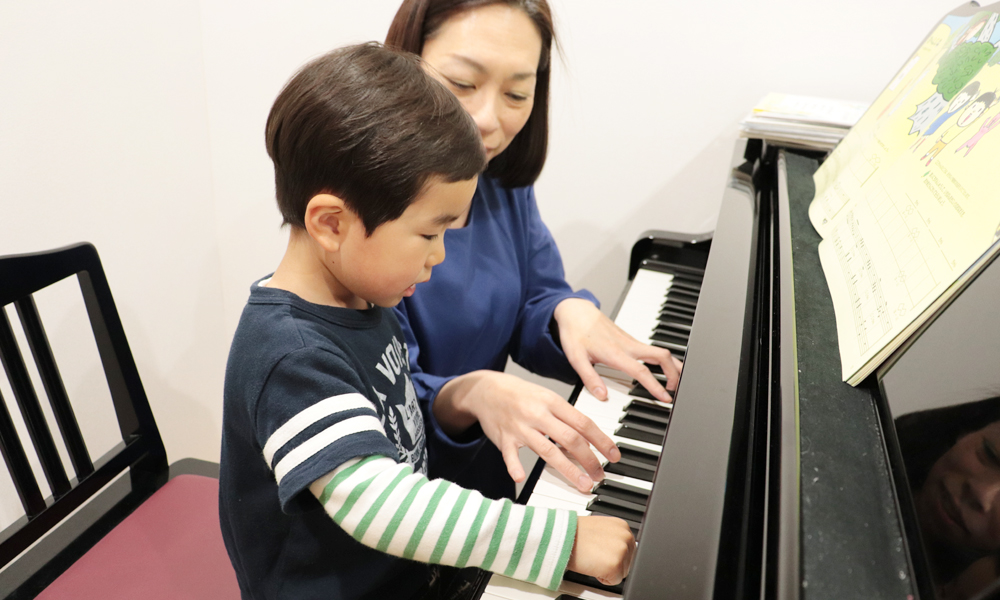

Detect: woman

[896,397,1000,594]
[386,0,682,500]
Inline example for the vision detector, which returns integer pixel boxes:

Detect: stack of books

[739,93,868,150]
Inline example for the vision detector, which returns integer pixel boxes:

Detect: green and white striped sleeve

[308,455,577,591]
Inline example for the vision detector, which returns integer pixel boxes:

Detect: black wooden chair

[0,243,238,599]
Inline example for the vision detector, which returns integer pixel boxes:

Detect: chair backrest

[0,243,169,592]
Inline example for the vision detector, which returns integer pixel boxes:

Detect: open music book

[808,3,1000,385]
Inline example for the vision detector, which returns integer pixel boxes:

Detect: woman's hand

[553,298,682,403]
[434,370,621,493]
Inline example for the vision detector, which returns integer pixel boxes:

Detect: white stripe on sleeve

[272,415,384,483]
[263,393,376,464]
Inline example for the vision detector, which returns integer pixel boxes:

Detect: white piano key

[557,579,625,600]
[532,468,595,507]
[601,470,653,492]
[573,388,630,419]
[526,492,591,515]
[482,575,563,600]
[613,269,676,344]
[480,593,521,600]
[607,435,661,455]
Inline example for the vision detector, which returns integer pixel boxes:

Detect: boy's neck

[265,228,368,310]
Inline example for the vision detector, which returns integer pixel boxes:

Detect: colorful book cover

[807,4,1000,384]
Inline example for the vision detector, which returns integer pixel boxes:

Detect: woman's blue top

[393,176,598,498]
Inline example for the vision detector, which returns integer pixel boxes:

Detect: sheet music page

[805,8,1000,383]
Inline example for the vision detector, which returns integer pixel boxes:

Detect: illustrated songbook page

[808,5,1000,385]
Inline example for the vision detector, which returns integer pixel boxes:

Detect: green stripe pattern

[316,455,576,590]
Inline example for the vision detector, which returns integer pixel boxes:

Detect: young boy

[219,43,634,600]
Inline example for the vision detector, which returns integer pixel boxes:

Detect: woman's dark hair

[895,395,1000,491]
[386,0,555,188]
[265,42,486,234]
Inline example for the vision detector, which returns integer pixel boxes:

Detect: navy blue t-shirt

[220,280,430,600]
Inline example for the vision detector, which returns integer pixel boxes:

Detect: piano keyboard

[480,264,703,600]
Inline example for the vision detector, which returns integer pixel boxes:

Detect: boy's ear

[303,194,359,252]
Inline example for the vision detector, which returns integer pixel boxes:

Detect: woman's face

[916,421,1000,552]
[421,4,543,161]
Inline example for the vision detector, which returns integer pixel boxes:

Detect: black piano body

[624,139,917,600]
[473,134,1000,600]
[616,137,1000,600]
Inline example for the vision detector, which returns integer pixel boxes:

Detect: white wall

[0,0,962,493]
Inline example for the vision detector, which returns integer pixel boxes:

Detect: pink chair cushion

[37,474,240,600]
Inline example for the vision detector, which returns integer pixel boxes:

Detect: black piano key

[614,423,665,446]
[668,274,704,289]
[664,292,698,309]
[656,321,692,334]
[605,458,655,481]
[616,453,657,472]
[644,362,663,374]
[659,307,694,323]
[651,339,686,355]
[640,258,705,279]
[619,414,666,435]
[563,572,623,595]
[557,595,585,600]
[646,370,669,383]
[660,302,696,318]
[592,493,647,514]
[629,383,658,401]
[666,277,702,293]
[587,499,644,526]
[626,398,672,417]
[651,329,688,347]
[594,479,650,507]
[623,402,671,425]
[618,442,660,465]
[665,285,700,300]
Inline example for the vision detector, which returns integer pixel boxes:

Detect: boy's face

[337,176,477,307]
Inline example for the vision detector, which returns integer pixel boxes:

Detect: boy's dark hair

[266,42,486,234]
[386,0,556,188]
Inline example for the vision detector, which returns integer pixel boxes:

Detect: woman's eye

[422,234,438,241]
[507,92,529,102]
[448,79,474,91]
[983,439,1000,467]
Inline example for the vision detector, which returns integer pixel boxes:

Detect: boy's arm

[308,457,634,590]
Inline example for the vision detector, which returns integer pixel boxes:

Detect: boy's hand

[567,515,636,586]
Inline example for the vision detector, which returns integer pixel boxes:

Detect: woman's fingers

[566,350,609,401]
[549,400,620,465]
[500,441,526,483]
[526,432,594,493]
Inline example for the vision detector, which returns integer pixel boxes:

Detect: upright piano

[473,136,1000,600]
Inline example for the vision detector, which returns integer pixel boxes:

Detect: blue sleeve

[509,186,600,383]
[393,302,485,478]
